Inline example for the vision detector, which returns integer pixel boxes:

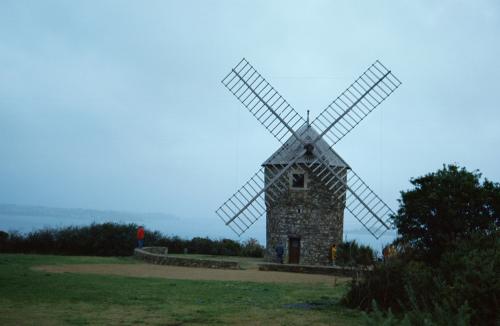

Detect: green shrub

[342,258,409,311]
[0,230,8,241]
[0,223,265,258]
[188,237,215,255]
[437,232,500,325]
[240,238,265,257]
[336,240,375,267]
[363,299,471,326]
[344,232,499,325]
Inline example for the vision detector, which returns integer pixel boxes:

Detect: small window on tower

[292,173,305,188]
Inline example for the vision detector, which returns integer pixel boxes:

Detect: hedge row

[335,240,375,267]
[0,223,264,257]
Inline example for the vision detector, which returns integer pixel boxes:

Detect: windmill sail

[222,58,305,144]
[215,167,268,236]
[218,58,310,235]
[311,60,401,147]
[343,170,393,238]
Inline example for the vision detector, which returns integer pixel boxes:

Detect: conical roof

[262,123,349,167]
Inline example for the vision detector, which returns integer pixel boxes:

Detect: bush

[345,252,492,325]
[188,237,215,255]
[219,238,241,256]
[363,300,472,326]
[336,240,375,267]
[437,232,500,324]
[241,238,265,257]
[0,230,9,243]
[342,258,410,311]
[0,223,138,256]
[0,223,265,258]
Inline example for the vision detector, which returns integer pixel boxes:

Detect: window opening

[292,173,305,188]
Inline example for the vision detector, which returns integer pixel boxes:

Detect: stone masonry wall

[264,164,346,266]
[134,247,240,269]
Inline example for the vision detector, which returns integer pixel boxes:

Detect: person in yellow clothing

[383,244,397,261]
[331,244,337,266]
[388,244,396,258]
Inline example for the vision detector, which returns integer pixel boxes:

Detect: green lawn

[0,254,363,325]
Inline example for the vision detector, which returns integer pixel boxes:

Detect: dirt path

[33,263,348,285]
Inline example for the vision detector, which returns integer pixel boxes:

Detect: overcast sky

[1,1,499,246]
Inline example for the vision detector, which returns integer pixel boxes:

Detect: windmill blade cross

[217,58,401,238]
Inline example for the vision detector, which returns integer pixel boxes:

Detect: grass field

[0,254,364,325]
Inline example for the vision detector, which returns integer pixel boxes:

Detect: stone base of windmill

[263,164,347,266]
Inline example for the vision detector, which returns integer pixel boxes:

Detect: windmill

[216,58,401,265]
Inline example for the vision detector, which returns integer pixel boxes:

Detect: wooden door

[288,237,300,264]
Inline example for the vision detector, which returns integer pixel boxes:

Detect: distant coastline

[0,203,396,250]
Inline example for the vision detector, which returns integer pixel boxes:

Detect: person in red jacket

[137,226,145,248]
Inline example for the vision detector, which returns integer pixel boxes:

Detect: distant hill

[0,204,174,220]
[0,204,178,234]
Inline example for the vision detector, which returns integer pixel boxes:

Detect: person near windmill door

[331,244,337,266]
[275,242,284,264]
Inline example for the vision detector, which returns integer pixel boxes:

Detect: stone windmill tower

[262,124,349,265]
[216,59,401,265]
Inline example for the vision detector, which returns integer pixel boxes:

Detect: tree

[392,164,500,264]
[343,165,500,324]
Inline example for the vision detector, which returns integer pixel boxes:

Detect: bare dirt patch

[33,263,349,284]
